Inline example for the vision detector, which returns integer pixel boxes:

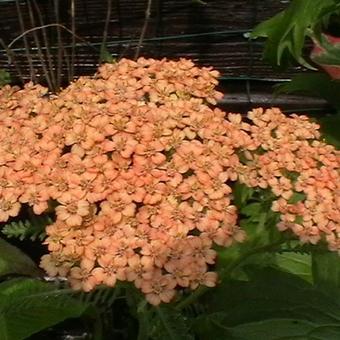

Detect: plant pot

[311,33,340,79]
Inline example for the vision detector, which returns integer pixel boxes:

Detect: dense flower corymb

[237,108,340,248]
[0,57,339,305]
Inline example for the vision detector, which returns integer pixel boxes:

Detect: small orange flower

[55,193,90,227]
[140,270,177,305]
[0,192,21,222]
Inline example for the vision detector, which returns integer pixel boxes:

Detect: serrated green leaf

[2,215,51,241]
[0,278,89,340]
[0,237,41,277]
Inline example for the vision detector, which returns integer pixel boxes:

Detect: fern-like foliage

[37,278,122,310]
[71,285,128,338]
[1,215,53,241]
[150,305,194,340]
[182,301,208,319]
[74,285,121,310]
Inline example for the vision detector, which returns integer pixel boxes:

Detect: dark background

[0,0,328,112]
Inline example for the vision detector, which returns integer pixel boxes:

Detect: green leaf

[275,73,340,110]
[216,209,283,279]
[0,237,41,277]
[0,69,10,87]
[275,252,312,283]
[232,182,254,208]
[312,251,340,301]
[250,0,339,68]
[318,114,340,149]
[194,267,340,339]
[288,192,306,204]
[313,50,340,65]
[192,312,231,340]
[229,318,340,340]
[240,203,262,217]
[0,278,89,340]
[100,45,115,63]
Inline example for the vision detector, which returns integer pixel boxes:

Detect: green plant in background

[250,0,340,68]
[250,2,340,110]
[251,0,340,148]
[0,69,10,87]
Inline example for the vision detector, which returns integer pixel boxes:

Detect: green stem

[155,307,177,340]
[92,307,104,340]
[137,300,149,340]
[175,286,208,311]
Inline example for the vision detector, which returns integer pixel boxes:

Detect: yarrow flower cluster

[237,108,340,249]
[0,57,339,305]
